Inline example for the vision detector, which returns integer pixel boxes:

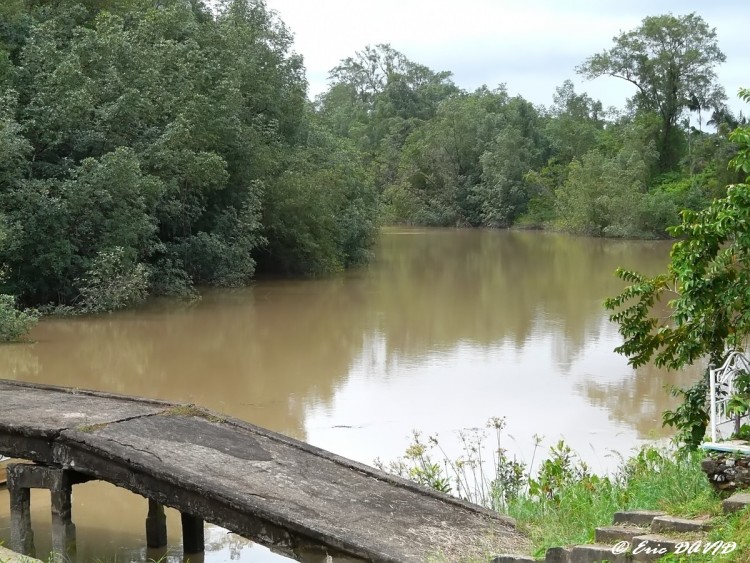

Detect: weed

[160,405,225,424]
[380,418,727,557]
[76,422,109,433]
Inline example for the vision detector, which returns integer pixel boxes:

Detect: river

[0,227,701,561]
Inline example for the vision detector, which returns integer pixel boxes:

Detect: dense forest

[0,0,744,320]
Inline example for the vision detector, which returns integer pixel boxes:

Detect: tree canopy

[605,89,750,371]
[0,0,379,312]
[0,4,743,327]
[578,13,726,171]
[603,89,750,447]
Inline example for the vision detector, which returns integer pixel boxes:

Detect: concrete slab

[544,546,572,562]
[569,543,631,562]
[612,510,665,528]
[595,525,649,544]
[0,379,530,562]
[650,515,712,533]
[723,492,750,514]
[630,534,681,561]
[0,545,42,562]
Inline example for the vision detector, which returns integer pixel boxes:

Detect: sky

[263,0,749,116]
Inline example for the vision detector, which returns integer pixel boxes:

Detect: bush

[76,247,150,313]
[0,293,38,342]
[379,421,719,557]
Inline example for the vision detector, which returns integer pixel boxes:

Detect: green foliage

[578,12,726,171]
[726,370,750,421]
[382,425,718,557]
[474,98,547,227]
[77,246,149,313]
[606,180,750,373]
[260,117,378,275]
[386,87,508,225]
[545,80,604,163]
[555,124,657,237]
[0,3,738,309]
[376,418,533,511]
[605,101,750,449]
[0,293,38,342]
[0,0,378,309]
[528,441,590,503]
[317,17,734,238]
[662,376,710,449]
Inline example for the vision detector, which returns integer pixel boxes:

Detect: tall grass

[378,417,723,557]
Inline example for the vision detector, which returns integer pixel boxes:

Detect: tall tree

[545,80,604,163]
[0,0,378,309]
[577,13,726,171]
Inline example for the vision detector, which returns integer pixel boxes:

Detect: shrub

[0,293,38,342]
[76,247,150,313]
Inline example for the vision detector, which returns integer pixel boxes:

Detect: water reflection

[0,228,700,561]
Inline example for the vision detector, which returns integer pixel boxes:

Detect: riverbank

[0,228,704,561]
[380,428,750,560]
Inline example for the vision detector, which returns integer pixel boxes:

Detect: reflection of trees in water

[0,342,41,379]
[580,361,705,438]
[0,228,676,439]
[368,229,673,366]
[0,279,377,439]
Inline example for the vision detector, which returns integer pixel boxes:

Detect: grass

[506,448,720,557]
[76,422,110,433]
[160,405,225,423]
[380,418,750,560]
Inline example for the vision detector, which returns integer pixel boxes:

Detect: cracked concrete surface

[0,380,529,562]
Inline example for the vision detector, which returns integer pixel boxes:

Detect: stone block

[544,546,571,563]
[0,545,43,563]
[630,534,680,561]
[569,543,631,562]
[723,492,750,514]
[650,515,712,533]
[595,525,649,544]
[612,510,665,527]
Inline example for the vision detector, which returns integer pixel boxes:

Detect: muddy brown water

[0,228,701,561]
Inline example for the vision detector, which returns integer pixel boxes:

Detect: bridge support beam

[7,463,89,560]
[181,512,204,554]
[145,500,205,556]
[146,499,168,548]
[8,473,33,557]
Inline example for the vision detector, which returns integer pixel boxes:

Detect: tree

[578,13,726,172]
[0,0,378,308]
[545,80,604,163]
[555,121,658,237]
[604,89,750,446]
[320,44,458,194]
[389,86,509,225]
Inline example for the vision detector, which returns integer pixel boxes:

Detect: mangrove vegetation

[0,1,744,331]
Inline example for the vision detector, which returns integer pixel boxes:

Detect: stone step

[723,491,750,514]
[491,555,539,563]
[650,515,712,533]
[595,525,649,544]
[569,543,631,562]
[629,534,681,561]
[612,510,665,528]
[544,546,572,563]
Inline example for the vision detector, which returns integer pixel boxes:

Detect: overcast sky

[264,0,749,116]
